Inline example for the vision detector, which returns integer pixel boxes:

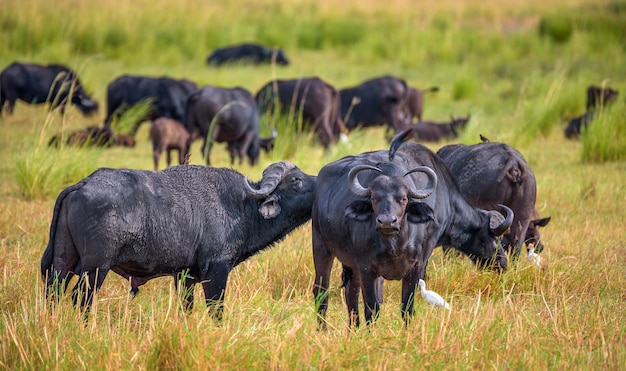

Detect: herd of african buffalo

[0,42,619,325]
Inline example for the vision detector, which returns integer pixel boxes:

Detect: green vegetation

[0,0,625,369]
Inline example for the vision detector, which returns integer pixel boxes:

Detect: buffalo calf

[150,117,191,170]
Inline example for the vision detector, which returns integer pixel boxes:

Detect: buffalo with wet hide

[41,161,316,319]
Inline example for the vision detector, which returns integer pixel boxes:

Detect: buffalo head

[465,204,514,271]
[345,164,437,235]
[523,214,551,253]
[70,89,99,116]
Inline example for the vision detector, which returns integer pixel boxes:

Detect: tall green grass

[14,111,102,200]
[581,105,626,162]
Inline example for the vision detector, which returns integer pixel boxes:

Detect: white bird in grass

[528,246,541,267]
[418,279,450,310]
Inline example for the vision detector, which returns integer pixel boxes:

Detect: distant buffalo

[410,115,471,142]
[340,75,411,135]
[404,86,439,122]
[0,62,98,116]
[104,75,198,135]
[564,111,594,139]
[586,85,618,111]
[256,77,346,149]
[207,43,290,66]
[48,125,136,148]
[150,117,191,170]
[185,85,275,166]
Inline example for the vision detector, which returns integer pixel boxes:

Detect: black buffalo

[0,62,98,116]
[564,111,594,139]
[340,75,411,135]
[409,115,471,142]
[207,43,290,66]
[41,161,316,318]
[586,85,619,111]
[312,131,513,327]
[104,75,198,135]
[185,85,275,166]
[256,77,346,149]
[437,140,549,257]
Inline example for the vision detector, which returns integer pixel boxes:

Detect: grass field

[1,0,625,369]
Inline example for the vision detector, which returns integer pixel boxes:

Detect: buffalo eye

[290,176,303,190]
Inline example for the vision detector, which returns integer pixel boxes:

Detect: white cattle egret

[418,279,450,310]
[528,246,541,267]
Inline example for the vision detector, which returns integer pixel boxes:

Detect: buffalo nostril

[376,215,397,226]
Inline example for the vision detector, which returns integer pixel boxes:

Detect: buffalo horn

[348,165,382,198]
[403,166,438,199]
[388,127,414,161]
[490,204,514,236]
[244,161,296,199]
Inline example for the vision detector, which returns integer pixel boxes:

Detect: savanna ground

[1,0,625,369]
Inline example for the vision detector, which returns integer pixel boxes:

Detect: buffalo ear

[406,202,435,224]
[345,200,372,222]
[259,194,281,219]
[532,216,551,227]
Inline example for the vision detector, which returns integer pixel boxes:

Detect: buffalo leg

[237,132,255,165]
[201,261,230,320]
[166,149,172,168]
[342,266,361,327]
[312,229,334,329]
[400,267,421,324]
[153,148,162,170]
[71,268,109,313]
[359,270,380,325]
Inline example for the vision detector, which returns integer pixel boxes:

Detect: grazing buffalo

[526,209,551,254]
[256,77,346,149]
[437,140,548,257]
[312,130,513,327]
[104,75,198,135]
[41,161,316,318]
[48,125,114,148]
[340,75,411,135]
[150,117,191,170]
[586,85,619,111]
[409,115,471,142]
[206,43,290,66]
[48,125,135,148]
[404,86,440,122]
[564,111,594,139]
[0,62,98,116]
[185,85,275,166]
